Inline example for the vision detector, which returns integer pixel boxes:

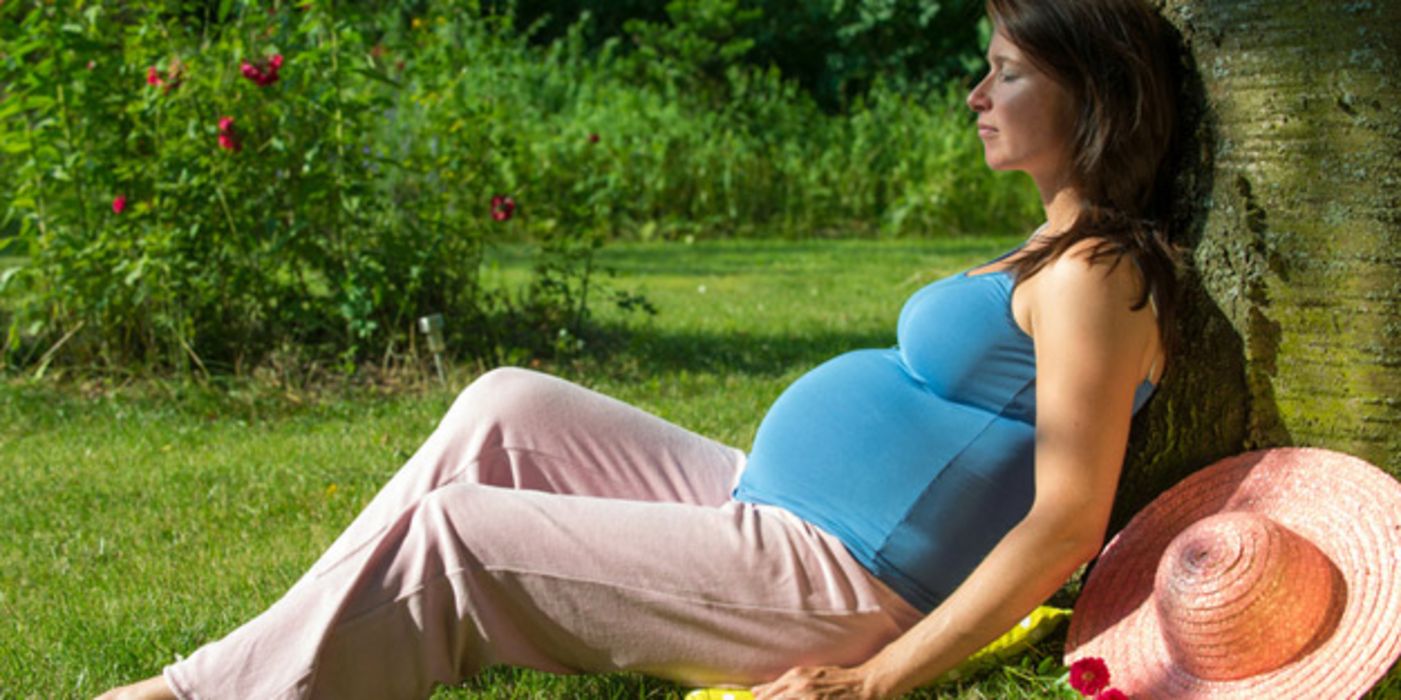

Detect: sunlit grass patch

[3,236,1107,700]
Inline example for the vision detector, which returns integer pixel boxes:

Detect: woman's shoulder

[1036,236,1149,307]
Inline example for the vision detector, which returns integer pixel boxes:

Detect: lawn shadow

[593,238,1013,279]
[589,322,893,378]
[451,666,686,699]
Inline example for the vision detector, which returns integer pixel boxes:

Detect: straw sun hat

[1065,448,1401,699]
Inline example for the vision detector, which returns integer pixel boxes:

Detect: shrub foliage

[506,0,988,111]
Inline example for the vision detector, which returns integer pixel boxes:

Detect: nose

[967,73,991,113]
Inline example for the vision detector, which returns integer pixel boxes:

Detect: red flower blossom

[239,62,257,81]
[588,133,600,144]
[1095,689,1129,700]
[490,194,516,222]
[86,59,96,70]
[112,195,127,214]
[147,60,184,93]
[1069,657,1111,696]
[241,53,284,86]
[217,116,241,152]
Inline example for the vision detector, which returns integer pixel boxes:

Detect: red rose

[112,195,127,214]
[490,194,516,222]
[147,62,183,92]
[1069,657,1111,696]
[1095,689,1129,700]
[217,117,241,152]
[241,54,283,86]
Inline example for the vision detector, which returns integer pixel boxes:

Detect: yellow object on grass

[683,605,1070,699]
[937,605,1070,681]
[684,690,753,700]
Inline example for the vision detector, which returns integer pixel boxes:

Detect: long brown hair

[987,0,1183,356]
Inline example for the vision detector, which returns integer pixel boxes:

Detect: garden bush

[0,0,1037,376]
[0,0,623,375]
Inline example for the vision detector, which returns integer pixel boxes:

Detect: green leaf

[5,39,46,61]
[21,94,55,111]
[123,257,146,287]
[1,140,31,155]
[0,265,23,291]
[0,98,26,122]
[351,67,402,89]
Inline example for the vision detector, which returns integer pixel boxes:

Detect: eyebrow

[987,52,1020,66]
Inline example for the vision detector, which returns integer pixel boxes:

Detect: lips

[978,123,998,137]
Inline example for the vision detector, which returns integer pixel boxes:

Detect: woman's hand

[751,664,881,700]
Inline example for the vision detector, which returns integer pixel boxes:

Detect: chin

[981,150,1028,172]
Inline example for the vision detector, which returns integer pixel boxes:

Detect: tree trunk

[1117,0,1401,520]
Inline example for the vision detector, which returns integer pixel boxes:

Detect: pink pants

[163,368,921,700]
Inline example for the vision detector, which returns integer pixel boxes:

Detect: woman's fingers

[751,665,870,700]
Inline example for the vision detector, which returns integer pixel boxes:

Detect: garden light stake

[419,313,447,385]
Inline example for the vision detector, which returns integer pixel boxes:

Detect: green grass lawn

[4,238,1395,699]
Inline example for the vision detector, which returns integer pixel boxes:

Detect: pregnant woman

[99,0,1182,697]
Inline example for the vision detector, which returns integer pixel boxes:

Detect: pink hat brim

[1065,448,1401,699]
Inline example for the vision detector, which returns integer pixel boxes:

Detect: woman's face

[966,29,1077,190]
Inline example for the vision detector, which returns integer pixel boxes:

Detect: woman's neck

[1039,186,1085,239]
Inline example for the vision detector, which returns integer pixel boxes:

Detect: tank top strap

[1126,253,1162,385]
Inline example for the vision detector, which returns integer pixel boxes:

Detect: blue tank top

[733,245,1156,613]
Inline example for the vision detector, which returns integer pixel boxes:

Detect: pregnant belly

[736,348,996,541]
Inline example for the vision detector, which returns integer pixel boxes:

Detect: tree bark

[1117,0,1401,523]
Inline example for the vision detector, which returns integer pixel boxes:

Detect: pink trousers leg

[162,368,920,700]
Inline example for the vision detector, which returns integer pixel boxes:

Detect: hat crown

[1153,511,1343,681]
